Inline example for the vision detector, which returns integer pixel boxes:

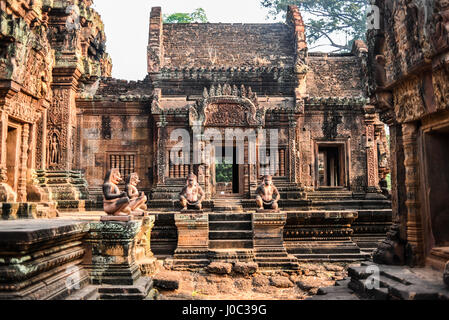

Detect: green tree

[163,8,208,24]
[260,0,368,52]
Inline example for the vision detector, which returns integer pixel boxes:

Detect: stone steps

[347,262,449,300]
[209,213,252,221]
[208,213,253,250]
[208,249,255,262]
[209,239,254,249]
[209,221,252,231]
[66,285,99,300]
[209,230,253,240]
[294,252,371,262]
[212,199,244,212]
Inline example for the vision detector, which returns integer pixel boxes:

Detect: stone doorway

[214,145,243,198]
[6,124,21,193]
[423,125,449,259]
[317,145,345,188]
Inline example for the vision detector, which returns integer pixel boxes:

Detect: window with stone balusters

[259,147,287,178]
[109,154,136,182]
[169,150,192,179]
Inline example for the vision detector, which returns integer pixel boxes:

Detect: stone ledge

[0,219,89,251]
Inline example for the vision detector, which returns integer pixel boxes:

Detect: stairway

[208,213,255,262]
[212,198,244,212]
[209,213,253,250]
[307,189,354,201]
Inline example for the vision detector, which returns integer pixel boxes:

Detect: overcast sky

[92,1,338,80]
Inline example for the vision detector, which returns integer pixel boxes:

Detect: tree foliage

[260,0,368,52]
[216,164,233,183]
[163,8,208,24]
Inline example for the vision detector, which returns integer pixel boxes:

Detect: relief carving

[393,77,426,123]
[190,84,265,127]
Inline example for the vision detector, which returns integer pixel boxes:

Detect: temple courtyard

[1,0,449,301]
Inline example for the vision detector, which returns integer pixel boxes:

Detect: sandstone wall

[162,23,295,69]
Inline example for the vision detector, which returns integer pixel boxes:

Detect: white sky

[91,0,335,80]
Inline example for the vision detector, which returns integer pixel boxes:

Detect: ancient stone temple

[75,6,392,261]
[0,1,405,300]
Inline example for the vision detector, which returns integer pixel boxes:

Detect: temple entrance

[214,145,241,197]
[317,145,344,187]
[424,126,449,248]
[6,125,21,192]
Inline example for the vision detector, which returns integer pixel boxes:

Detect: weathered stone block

[206,262,233,275]
[270,276,294,288]
[153,272,180,291]
[233,262,258,276]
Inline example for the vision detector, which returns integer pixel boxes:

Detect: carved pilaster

[288,116,298,184]
[156,121,167,185]
[0,111,8,171]
[48,68,80,172]
[402,122,424,266]
[364,105,380,193]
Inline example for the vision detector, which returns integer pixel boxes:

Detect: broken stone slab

[232,262,258,276]
[153,272,180,291]
[206,262,233,275]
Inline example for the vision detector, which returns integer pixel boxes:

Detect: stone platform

[84,219,154,300]
[0,219,90,300]
[284,211,370,262]
[146,195,391,263]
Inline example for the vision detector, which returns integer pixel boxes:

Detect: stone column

[364,106,380,194]
[17,124,29,202]
[402,121,424,266]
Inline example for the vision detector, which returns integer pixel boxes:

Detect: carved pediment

[190,84,265,127]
